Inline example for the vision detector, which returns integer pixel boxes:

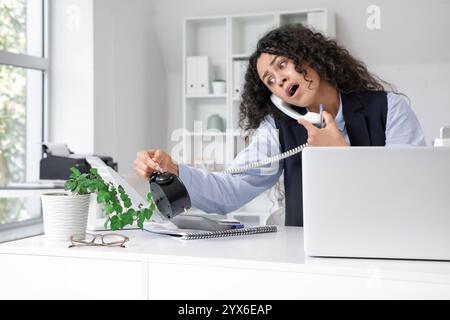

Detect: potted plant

[41,167,156,241]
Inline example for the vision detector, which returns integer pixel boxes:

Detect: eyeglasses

[68,233,130,248]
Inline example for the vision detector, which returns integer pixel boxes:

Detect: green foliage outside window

[0,0,28,224]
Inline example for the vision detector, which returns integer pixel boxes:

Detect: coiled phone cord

[223,142,309,175]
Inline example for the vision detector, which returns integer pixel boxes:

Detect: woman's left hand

[298,111,349,146]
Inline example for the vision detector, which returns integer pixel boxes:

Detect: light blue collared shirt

[179,92,426,214]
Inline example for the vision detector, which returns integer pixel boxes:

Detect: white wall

[93,0,167,174]
[149,0,450,148]
[50,0,167,174]
[50,0,94,154]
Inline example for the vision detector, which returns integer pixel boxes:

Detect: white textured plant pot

[41,193,90,241]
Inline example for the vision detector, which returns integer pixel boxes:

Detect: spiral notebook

[144,224,278,240]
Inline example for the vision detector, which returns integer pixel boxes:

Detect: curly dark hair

[239,24,394,131]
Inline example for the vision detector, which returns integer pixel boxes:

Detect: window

[0,0,48,240]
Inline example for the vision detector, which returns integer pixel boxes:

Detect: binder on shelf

[232,59,248,99]
[186,56,197,95]
[197,56,211,95]
[186,56,211,95]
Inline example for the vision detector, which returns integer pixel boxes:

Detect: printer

[40,143,118,180]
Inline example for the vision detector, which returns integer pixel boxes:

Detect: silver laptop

[302,147,450,261]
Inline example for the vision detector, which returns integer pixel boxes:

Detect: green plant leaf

[120,193,130,201]
[137,219,144,229]
[104,203,115,214]
[123,198,132,209]
[88,180,98,192]
[113,203,123,214]
[64,180,76,191]
[97,191,105,203]
[70,167,81,178]
[102,192,111,202]
[97,182,108,192]
[119,217,126,229]
[110,215,120,231]
[123,210,133,226]
[136,210,147,229]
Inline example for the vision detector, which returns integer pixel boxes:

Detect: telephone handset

[270,94,323,127]
[223,96,325,175]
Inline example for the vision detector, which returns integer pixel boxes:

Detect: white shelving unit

[182,9,335,225]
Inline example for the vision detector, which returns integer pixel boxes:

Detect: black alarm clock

[149,171,191,219]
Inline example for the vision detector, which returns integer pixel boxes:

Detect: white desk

[1,227,450,299]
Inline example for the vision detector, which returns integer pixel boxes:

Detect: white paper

[43,143,71,156]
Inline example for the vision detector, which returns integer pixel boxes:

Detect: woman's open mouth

[288,84,300,97]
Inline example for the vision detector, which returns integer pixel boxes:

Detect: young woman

[134,25,426,226]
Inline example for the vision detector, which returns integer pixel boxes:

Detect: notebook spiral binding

[182,225,278,240]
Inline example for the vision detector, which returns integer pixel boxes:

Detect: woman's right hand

[134,149,179,180]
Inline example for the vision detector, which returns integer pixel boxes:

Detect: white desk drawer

[0,254,147,299]
[148,262,450,300]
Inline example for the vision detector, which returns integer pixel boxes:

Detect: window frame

[0,0,50,243]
